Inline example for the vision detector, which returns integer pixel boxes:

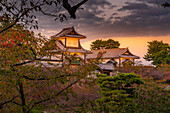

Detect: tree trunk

[18,80,27,113]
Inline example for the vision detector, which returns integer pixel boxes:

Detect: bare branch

[0,96,19,109]
[0,2,45,33]
[12,56,44,67]
[22,74,72,80]
[12,101,22,106]
[63,0,88,19]
[39,62,55,76]
[29,78,81,111]
[161,2,170,8]
[0,17,19,34]
[0,99,14,109]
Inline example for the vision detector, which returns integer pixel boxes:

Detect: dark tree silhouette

[144,40,170,66]
[90,39,120,50]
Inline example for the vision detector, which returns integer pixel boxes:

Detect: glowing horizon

[81,36,170,65]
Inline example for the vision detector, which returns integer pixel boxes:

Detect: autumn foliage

[0,15,98,112]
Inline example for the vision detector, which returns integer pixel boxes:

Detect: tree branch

[0,98,14,109]
[0,0,88,33]
[0,2,45,34]
[161,2,170,8]
[30,47,37,59]
[63,0,88,19]
[12,101,22,106]
[23,74,72,80]
[12,56,44,67]
[72,0,88,10]
[0,17,19,34]
[39,62,55,76]
[29,78,81,111]
[0,96,19,109]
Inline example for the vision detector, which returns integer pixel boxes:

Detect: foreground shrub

[94,73,169,113]
[95,73,144,113]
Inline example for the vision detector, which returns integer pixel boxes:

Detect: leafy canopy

[90,39,120,50]
[144,40,170,66]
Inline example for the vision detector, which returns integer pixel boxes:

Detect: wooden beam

[65,37,67,47]
[133,59,135,66]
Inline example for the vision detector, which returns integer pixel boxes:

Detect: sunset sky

[35,0,170,65]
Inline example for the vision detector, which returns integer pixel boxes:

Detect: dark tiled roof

[51,27,86,39]
[98,63,115,71]
[86,48,140,59]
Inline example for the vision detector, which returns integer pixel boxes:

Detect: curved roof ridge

[91,48,127,51]
[51,27,86,39]
[87,47,139,59]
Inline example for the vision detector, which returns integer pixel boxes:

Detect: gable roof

[86,48,140,59]
[107,59,118,64]
[51,40,92,54]
[51,27,86,39]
